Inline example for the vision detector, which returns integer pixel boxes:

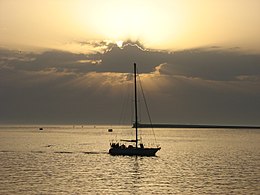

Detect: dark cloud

[94,43,260,81]
[0,43,260,125]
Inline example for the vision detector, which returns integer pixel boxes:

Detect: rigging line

[132,74,142,125]
[137,71,158,144]
[131,74,134,125]
[138,87,142,123]
[119,82,131,125]
[137,86,143,139]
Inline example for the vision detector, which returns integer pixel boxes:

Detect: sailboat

[109,63,161,156]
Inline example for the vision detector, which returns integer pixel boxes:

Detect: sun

[116,40,124,48]
[74,0,184,49]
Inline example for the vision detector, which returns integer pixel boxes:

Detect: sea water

[0,125,259,194]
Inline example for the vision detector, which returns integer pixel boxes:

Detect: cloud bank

[0,42,260,125]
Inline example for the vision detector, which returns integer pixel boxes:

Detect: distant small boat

[39,128,43,130]
[108,128,113,132]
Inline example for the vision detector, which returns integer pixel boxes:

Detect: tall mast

[134,63,138,148]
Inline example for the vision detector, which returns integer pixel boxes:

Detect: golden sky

[1,0,260,125]
[1,0,260,52]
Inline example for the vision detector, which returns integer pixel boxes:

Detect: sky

[0,0,260,125]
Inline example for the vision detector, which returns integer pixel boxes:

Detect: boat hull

[109,147,160,156]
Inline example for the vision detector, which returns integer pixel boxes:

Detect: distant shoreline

[134,123,260,129]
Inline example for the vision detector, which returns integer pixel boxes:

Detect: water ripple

[0,127,259,194]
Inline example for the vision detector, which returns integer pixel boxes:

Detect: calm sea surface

[0,125,259,194]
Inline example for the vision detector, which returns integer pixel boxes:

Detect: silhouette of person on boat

[110,142,134,149]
